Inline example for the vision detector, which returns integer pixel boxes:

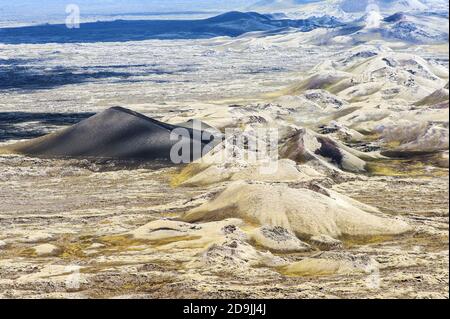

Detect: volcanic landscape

[0,5,448,299]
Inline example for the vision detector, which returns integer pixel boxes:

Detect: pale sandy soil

[0,37,448,299]
[0,155,447,299]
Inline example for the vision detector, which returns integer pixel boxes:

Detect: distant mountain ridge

[0,9,446,45]
[0,11,344,44]
[309,10,449,44]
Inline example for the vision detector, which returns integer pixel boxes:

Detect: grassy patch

[277,259,341,277]
[366,158,448,177]
[169,164,204,188]
[341,234,396,248]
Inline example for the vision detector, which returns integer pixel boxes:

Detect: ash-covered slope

[5,107,216,161]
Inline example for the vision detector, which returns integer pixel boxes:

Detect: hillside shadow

[0,58,183,90]
[0,68,136,90]
[0,112,95,142]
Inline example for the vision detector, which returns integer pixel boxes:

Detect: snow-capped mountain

[312,9,449,44]
[249,0,447,20]
[334,10,448,44]
[228,9,448,47]
[340,0,428,13]
[381,11,449,43]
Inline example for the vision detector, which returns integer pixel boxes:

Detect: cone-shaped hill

[5,106,217,162]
